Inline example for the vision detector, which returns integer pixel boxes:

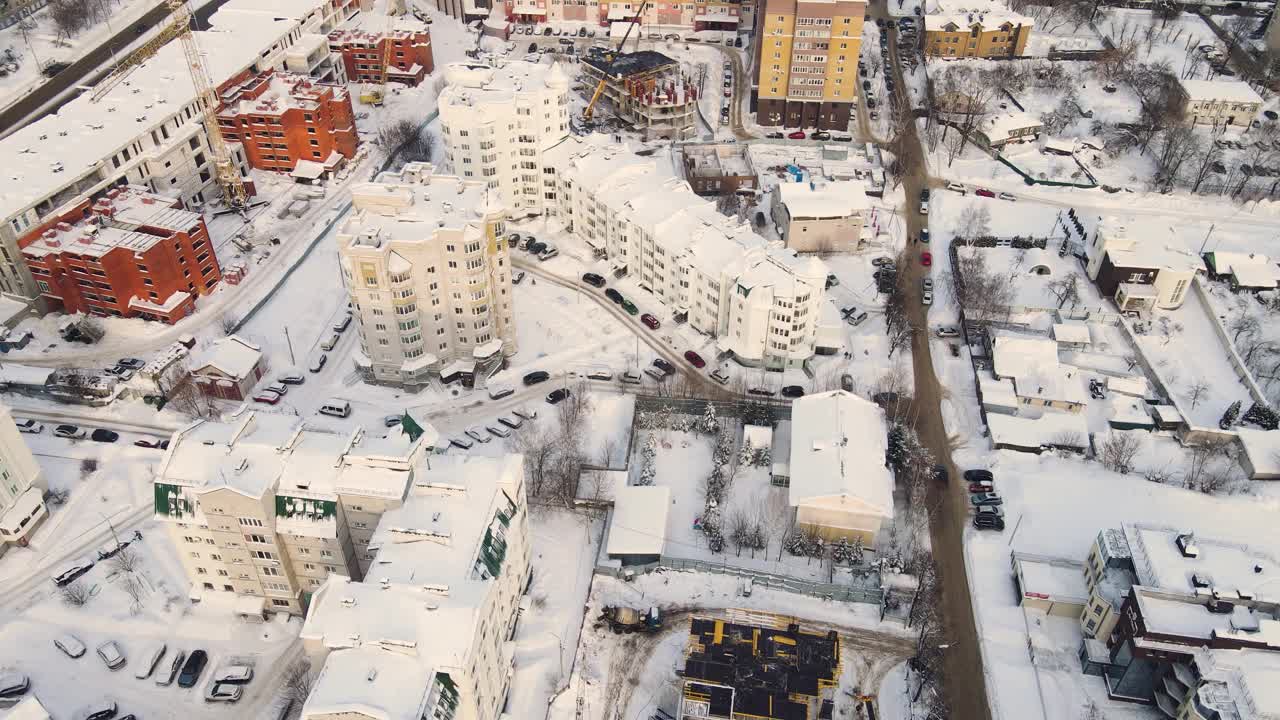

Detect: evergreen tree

[1220,400,1243,430]
[701,402,720,435]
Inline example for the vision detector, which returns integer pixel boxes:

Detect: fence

[632,394,793,423]
[994,153,1098,190]
[595,555,885,605]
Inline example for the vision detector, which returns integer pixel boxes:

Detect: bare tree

[1223,16,1255,49]
[120,573,145,611]
[1050,430,1085,451]
[280,659,315,709]
[1183,437,1235,492]
[511,425,557,499]
[80,458,98,478]
[1047,273,1082,309]
[956,205,992,244]
[1188,141,1225,194]
[1099,432,1142,474]
[218,313,239,336]
[162,376,218,420]
[1144,461,1179,485]
[1229,313,1261,345]
[1151,125,1200,192]
[379,118,435,166]
[49,0,88,41]
[1186,379,1211,409]
[111,546,140,574]
[60,580,91,607]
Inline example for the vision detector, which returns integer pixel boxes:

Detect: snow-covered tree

[637,434,657,486]
[831,537,854,564]
[714,429,733,468]
[700,403,720,435]
[1220,400,1242,430]
[752,445,772,468]
[738,439,756,467]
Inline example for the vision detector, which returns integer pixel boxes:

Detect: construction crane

[583,0,649,121]
[360,0,405,106]
[89,0,247,210]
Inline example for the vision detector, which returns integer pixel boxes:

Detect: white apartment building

[0,404,46,557]
[438,61,570,219]
[0,0,350,300]
[338,163,517,388]
[1178,79,1264,129]
[152,409,434,614]
[545,135,836,368]
[300,454,531,720]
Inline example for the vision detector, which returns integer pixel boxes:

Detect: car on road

[582,272,606,288]
[178,650,208,688]
[279,374,305,385]
[781,385,806,398]
[970,492,1003,507]
[117,358,145,370]
[134,437,169,450]
[975,187,995,198]
[640,313,660,329]
[205,682,243,703]
[920,251,932,267]
[918,188,929,214]
[787,130,806,140]
[97,641,126,670]
[964,469,993,483]
[922,277,934,292]
[652,358,676,376]
[512,270,526,285]
[90,429,119,443]
[684,350,706,368]
[498,415,523,429]
[620,299,639,315]
[998,192,1017,201]
[973,514,1005,531]
[487,424,512,439]
[74,700,118,720]
[604,288,624,304]
[253,390,283,405]
[765,131,785,139]
[920,228,930,243]
[935,326,959,338]
[14,418,42,434]
[811,131,832,141]
[523,370,550,385]
[546,388,571,404]
[921,290,933,305]
[54,424,86,439]
[54,634,87,658]
[871,256,894,267]
[309,354,328,373]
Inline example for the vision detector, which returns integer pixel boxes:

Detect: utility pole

[1198,223,1216,255]
[284,326,296,366]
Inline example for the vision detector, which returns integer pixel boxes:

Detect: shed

[1151,404,1184,431]
[1011,553,1090,617]
[1107,399,1154,431]
[1237,428,1280,480]
[977,372,1019,416]
[1106,375,1150,399]
[190,335,264,401]
[606,485,670,565]
[1052,322,1091,349]
[987,413,1089,454]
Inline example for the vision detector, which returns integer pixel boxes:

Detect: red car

[921,251,932,267]
[787,130,806,140]
[641,313,660,330]
[968,482,994,493]
[684,350,706,368]
[253,390,282,405]
[975,187,995,198]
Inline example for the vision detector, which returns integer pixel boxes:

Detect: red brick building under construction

[20,186,221,324]
[218,71,358,175]
[327,26,434,86]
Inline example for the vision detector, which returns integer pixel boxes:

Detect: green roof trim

[275,495,337,521]
[155,483,195,519]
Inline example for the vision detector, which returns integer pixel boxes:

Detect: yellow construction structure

[583,0,649,121]
[90,0,247,209]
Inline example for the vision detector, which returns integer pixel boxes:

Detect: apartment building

[327,25,434,87]
[503,0,747,32]
[152,410,433,614]
[750,0,865,130]
[545,135,835,368]
[0,0,347,302]
[217,71,358,175]
[20,186,221,323]
[300,454,531,720]
[438,60,570,218]
[0,404,46,558]
[421,0,491,23]
[922,0,1032,59]
[1178,79,1264,129]
[337,163,517,388]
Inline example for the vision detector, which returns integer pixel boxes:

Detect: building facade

[500,0,747,30]
[337,164,517,388]
[750,0,865,130]
[1085,217,1200,313]
[772,179,866,253]
[438,61,570,218]
[1178,79,1263,129]
[682,143,758,196]
[580,51,699,140]
[217,71,358,174]
[300,454,531,720]
[545,135,835,368]
[20,186,221,323]
[922,0,1032,58]
[0,404,46,557]
[327,27,435,87]
[152,410,432,615]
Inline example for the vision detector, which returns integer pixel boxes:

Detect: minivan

[319,399,351,418]
[320,333,340,351]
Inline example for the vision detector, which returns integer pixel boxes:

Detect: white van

[319,399,351,418]
[320,333,340,351]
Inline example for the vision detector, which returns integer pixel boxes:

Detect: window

[239,517,264,527]
[246,534,268,544]
[271,599,291,607]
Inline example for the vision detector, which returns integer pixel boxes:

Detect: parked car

[921,290,933,305]
[652,358,676,376]
[498,415,523,429]
[278,374,305,385]
[537,246,559,261]
[156,649,186,686]
[54,634,87,658]
[264,383,288,396]
[512,270,526,285]
[450,436,474,450]
[975,505,1004,518]
[787,130,806,140]
[13,418,42,434]
[547,388,571,404]
[747,387,777,397]
[777,385,804,398]
[51,560,94,587]
[117,358,145,370]
[997,192,1017,201]
[811,131,832,141]
[964,469,994,483]
[205,682,243,703]
[513,405,539,421]
[640,313,660,330]
[970,492,1003,507]
[309,354,328,373]
[0,672,28,700]
[384,414,403,428]
[973,514,1005,531]
[97,641,126,670]
[920,251,932,267]
[684,350,706,368]
[90,428,119,443]
[604,288,624,304]
[587,367,613,380]
[213,665,253,684]
[253,390,283,405]
[871,256,894,267]
[178,650,209,688]
[765,131,785,139]
[487,424,512,439]
[621,370,643,384]
[74,700,118,720]
[936,326,959,338]
[487,383,515,400]
[968,481,994,493]
[527,241,546,256]
[975,187,995,198]
[620,299,639,315]
[134,644,167,680]
[523,370,550,385]
[54,424,86,439]
[465,426,492,444]
[134,437,169,450]
[582,272,606,288]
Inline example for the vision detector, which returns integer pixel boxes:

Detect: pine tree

[701,403,720,435]
[850,536,864,565]
[831,537,853,564]
[637,434,657,486]
[785,530,809,556]
[714,429,733,468]
[739,439,755,466]
[1220,400,1243,430]
[752,446,771,468]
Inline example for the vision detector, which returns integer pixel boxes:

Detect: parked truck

[595,605,662,634]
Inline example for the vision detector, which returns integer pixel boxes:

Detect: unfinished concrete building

[582,51,698,140]
[682,143,758,196]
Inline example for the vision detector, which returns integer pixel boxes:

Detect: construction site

[679,617,843,720]
[581,50,699,140]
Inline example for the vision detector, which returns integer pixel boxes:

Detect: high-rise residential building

[502,0,747,31]
[438,60,570,218]
[337,163,517,388]
[300,454,531,720]
[217,71,359,175]
[20,186,222,323]
[545,135,839,368]
[0,404,46,557]
[152,410,434,614]
[921,0,1032,59]
[750,0,865,130]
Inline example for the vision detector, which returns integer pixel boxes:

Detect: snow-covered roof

[787,391,893,519]
[1124,523,1280,601]
[1205,251,1280,289]
[1098,218,1205,273]
[1180,79,1264,106]
[1190,648,1280,720]
[923,0,1031,32]
[22,185,200,260]
[772,419,792,478]
[978,112,1043,144]
[606,485,670,557]
[1106,375,1150,398]
[302,645,431,720]
[1052,322,1091,345]
[743,424,773,451]
[1239,428,1280,477]
[340,166,497,250]
[1012,554,1088,603]
[1133,588,1280,646]
[0,487,44,536]
[776,180,869,220]
[191,335,262,380]
[439,60,569,109]
[987,412,1088,449]
[992,334,1087,405]
[977,372,1018,409]
[1107,401,1153,428]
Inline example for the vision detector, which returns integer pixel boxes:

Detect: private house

[1178,79,1263,129]
[1085,217,1200,313]
[974,112,1043,150]
[787,391,894,545]
[991,335,1088,413]
[189,335,265,402]
[1202,251,1280,293]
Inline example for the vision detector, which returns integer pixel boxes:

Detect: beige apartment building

[0,404,46,557]
[750,0,865,130]
[152,409,432,615]
[338,163,516,389]
[923,0,1032,59]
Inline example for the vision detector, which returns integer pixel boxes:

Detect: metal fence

[597,555,884,606]
[632,394,793,422]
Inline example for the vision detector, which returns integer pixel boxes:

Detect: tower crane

[583,0,649,121]
[90,0,247,210]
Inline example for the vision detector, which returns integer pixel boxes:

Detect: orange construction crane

[583,0,649,121]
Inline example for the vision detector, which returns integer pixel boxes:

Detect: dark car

[973,514,1005,531]
[781,385,805,398]
[528,241,547,256]
[964,469,994,483]
[522,370,550,386]
[641,313,660,330]
[932,464,948,483]
[604,288,624,304]
[684,350,706,368]
[546,388,571,404]
[765,131,785,139]
[970,493,1003,507]
[620,299,639,315]
[41,61,71,78]
[582,272,606,288]
[862,80,871,91]
[90,429,119,443]
[652,358,675,375]
[968,481,994,493]
[811,131,832,141]
[177,650,208,688]
[528,42,538,53]
[134,438,170,450]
